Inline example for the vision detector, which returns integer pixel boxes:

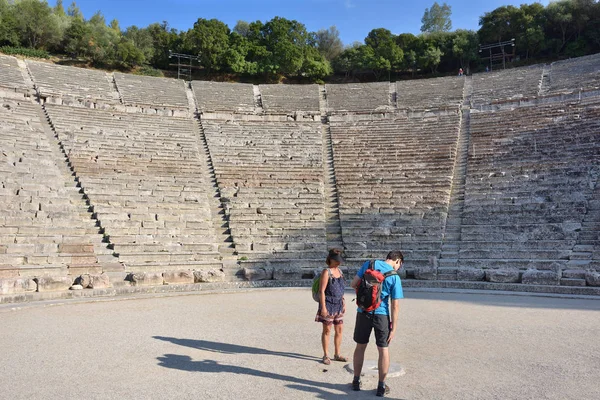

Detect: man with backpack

[350,251,404,397]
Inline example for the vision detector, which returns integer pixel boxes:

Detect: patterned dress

[315,269,346,325]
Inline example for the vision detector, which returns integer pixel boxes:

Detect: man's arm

[350,275,361,289]
[388,299,400,344]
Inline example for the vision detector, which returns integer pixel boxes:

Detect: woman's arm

[319,269,329,316]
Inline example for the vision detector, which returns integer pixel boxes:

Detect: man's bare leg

[353,343,368,378]
[377,346,390,382]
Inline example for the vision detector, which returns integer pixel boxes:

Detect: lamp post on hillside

[168,50,200,82]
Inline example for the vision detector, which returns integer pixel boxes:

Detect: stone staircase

[389,82,397,109]
[320,85,344,252]
[188,86,239,278]
[463,75,473,107]
[39,103,121,270]
[568,171,600,273]
[253,84,264,112]
[438,107,472,279]
[539,64,551,96]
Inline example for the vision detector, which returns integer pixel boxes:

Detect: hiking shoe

[376,383,390,397]
[352,379,361,391]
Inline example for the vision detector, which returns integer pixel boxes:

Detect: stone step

[124,261,224,273]
[113,243,219,253]
[570,252,592,260]
[118,251,221,264]
[438,258,458,268]
[573,245,595,252]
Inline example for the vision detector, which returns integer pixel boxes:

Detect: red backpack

[356,261,398,312]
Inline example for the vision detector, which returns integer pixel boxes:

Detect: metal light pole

[168,50,200,82]
[478,39,515,71]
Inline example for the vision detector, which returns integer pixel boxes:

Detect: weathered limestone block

[76,274,91,288]
[163,270,194,285]
[36,276,73,292]
[0,278,37,294]
[128,272,164,286]
[243,267,273,281]
[485,269,520,283]
[273,267,303,280]
[70,284,84,290]
[585,271,600,287]
[521,269,560,286]
[414,267,437,280]
[58,244,94,253]
[194,269,226,283]
[562,269,587,279]
[560,278,586,287]
[457,268,485,281]
[89,273,110,289]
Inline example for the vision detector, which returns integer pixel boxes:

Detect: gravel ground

[1,289,599,400]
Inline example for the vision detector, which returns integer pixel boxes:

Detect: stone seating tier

[259,84,320,113]
[0,55,28,93]
[192,81,255,113]
[460,102,600,264]
[0,97,109,279]
[326,82,391,112]
[396,76,464,109]
[26,60,120,102]
[471,65,543,106]
[114,72,189,109]
[44,104,222,269]
[331,114,461,264]
[202,119,326,255]
[549,53,600,94]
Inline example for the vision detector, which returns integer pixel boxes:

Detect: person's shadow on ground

[153,335,319,361]
[156,354,357,398]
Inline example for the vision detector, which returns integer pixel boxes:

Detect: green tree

[258,17,310,76]
[13,0,61,49]
[301,45,332,79]
[223,31,257,74]
[116,38,145,67]
[233,20,250,37]
[186,18,230,73]
[421,2,452,33]
[420,45,443,73]
[85,11,119,65]
[452,30,478,70]
[0,0,19,46]
[54,0,65,16]
[544,0,574,54]
[124,25,154,64]
[478,6,522,43]
[146,22,179,68]
[315,26,343,62]
[67,1,82,19]
[62,14,90,56]
[365,28,403,71]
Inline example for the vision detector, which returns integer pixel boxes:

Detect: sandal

[322,356,331,365]
[333,355,348,362]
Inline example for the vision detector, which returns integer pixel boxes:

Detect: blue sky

[51,0,550,45]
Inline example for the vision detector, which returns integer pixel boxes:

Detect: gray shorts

[353,312,390,348]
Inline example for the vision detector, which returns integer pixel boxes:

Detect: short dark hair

[386,251,404,262]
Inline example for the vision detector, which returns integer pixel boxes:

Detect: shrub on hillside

[0,46,49,59]
[134,66,164,77]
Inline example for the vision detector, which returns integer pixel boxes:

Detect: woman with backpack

[315,248,347,365]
